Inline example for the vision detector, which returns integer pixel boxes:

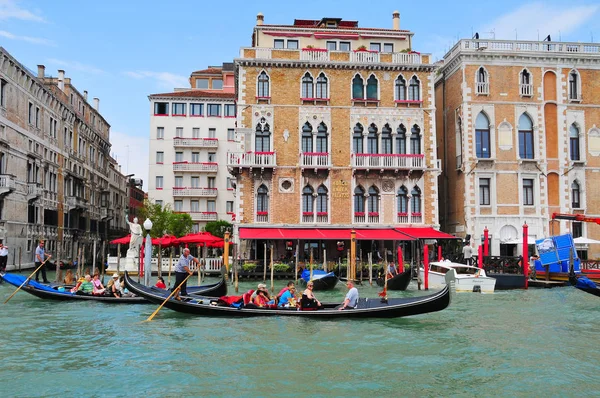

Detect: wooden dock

[528,279,568,288]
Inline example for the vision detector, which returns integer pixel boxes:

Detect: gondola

[375,267,412,290]
[125,270,453,319]
[0,272,227,303]
[569,273,600,298]
[298,269,339,290]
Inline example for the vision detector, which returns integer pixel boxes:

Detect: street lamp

[143,218,153,286]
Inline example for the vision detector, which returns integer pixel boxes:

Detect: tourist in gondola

[92,273,106,295]
[339,280,359,310]
[278,285,297,308]
[387,262,397,277]
[63,269,75,285]
[34,240,52,283]
[155,276,166,289]
[77,274,94,295]
[301,282,321,309]
[173,248,199,300]
[253,286,272,307]
[277,281,295,299]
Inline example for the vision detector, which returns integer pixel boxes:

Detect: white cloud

[123,70,188,89]
[46,58,105,75]
[0,29,53,45]
[0,0,45,22]
[482,2,599,40]
[109,131,149,186]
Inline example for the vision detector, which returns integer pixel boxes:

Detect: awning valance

[394,227,459,240]
[239,227,414,241]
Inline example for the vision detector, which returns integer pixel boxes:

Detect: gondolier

[173,248,200,300]
[34,240,51,283]
[0,242,8,273]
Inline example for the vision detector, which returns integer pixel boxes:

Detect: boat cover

[576,277,597,289]
[2,273,73,294]
[301,269,334,282]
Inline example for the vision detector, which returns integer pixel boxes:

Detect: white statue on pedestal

[126,217,143,258]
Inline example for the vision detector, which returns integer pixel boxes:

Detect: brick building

[0,47,128,269]
[435,38,600,258]
[230,12,450,261]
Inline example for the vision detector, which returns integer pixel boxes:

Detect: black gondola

[376,267,412,290]
[0,272,227,303]
[569,273,600,297]
[125,271,452,319]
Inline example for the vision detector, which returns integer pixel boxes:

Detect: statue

[126,217,143,258]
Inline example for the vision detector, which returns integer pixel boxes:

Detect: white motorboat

[419,261,496,293]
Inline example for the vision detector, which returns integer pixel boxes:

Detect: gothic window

[475,112,490,158]
[411,186,421,214]
[366,75,378,100]
[408,76,420,101]
[572,181,580,208]
[353,123,364,153]
[257,184,269,212]
[301,122,313,153]
[396,124,406,154]
[352,75,364,99]
[476,67,489,95]
[257,71,270,97]
[569,70,580,100]
[570,124,580,161]
[316,122,328,153]
[302,185,314,213]
[381,124,392,154]
[316,73,328,99]
[317,185,328,213]
[301,73,314,99]
[367,186,379,213]
[354,186,365,213]
[367,124,378,154]
[397,186,408,213]
[395,75,406,101]
[410,125,421,154]
[255,118,271,152]
[518,113,534,159]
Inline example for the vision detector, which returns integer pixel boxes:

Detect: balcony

[352,154,425,171]
[520,84,533,97]
[476,82,489,95]
[188,211,218,222]
[302,212,329,224]
[173,137,219,148]
[300,152,331,171]
[351,51,380,63]
[454,39,600,57]
[27,182,43,201]
[66,196,88,211]
[172,162,218,173]
[353,212,380,224]
[256,212,269,223]
[101,207,114,220]
[0,174,16,196]
[227,152,277,171]
[300,49,330,62]
[172,187,218,197]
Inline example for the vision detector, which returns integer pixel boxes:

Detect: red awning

[239,228,414,241]
[394,227,459,240]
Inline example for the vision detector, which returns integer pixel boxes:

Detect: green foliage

[203,220,232,238]
[138,199,192,238]
[272,263,290,272]
[242,262,258,272]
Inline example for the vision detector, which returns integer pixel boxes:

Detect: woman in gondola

[301,282,321,310]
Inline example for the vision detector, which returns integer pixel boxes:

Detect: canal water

[1,272,599,397]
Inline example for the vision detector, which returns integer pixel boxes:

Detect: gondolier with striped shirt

[173,248,200,300]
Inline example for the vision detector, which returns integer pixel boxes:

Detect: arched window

[397,186,408,213]
[408,76,420,101]
[475,112,490,158]
[301,73,313,99]
[569,70,580,100]
[353,123,364,153]
[255,118,271,152]
[316,122,328,153]
[411,186,421,214]
[301,122,313,153]
[520,69,532,96]
[410,125,421,154]
[396,124,406,154]
[366,75,378,100]
[302,185,314,213]
[521,69,531,85]
[352,75,364,99]
[257,184,269,212]
[354,186,365,213]
[571,181,580,208]
[367,124,378,154]
[257,71,270,97]
[395,75,406,101]
[570,124,580,161]
[368,186,379,213]
[316,73,328,99]
[381,124,392,154]
[317,185,328,213]
[476,67,489,95]
[518,113,534,159]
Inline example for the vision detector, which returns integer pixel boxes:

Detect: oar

[144,272,193,322]
[4,257,52,304]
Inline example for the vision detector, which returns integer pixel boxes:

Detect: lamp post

[143,218,153,286]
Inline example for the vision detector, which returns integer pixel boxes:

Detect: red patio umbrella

[150,234,178,248]
[173,232,221,246]
[110,235,131,245]
[207,239,236,248]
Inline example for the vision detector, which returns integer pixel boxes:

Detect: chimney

[256,12,264,26]
[37,65,45,78]
[392,10,400,30]
[58,69,65,91]
[93,97,99,111]
[84,90,88,101]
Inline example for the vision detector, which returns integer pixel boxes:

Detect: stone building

[231,12,450,261]
[0,47,128,269]
[147,64,237,232]
[435,38,600,258]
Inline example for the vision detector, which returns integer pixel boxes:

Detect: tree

[138,200,192,237]
[204,220,232,238]
[168,212,193,238]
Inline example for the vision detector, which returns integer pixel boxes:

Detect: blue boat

[299,269,339,290]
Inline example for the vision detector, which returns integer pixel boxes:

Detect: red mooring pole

[484,226,489,256]
[438,245,442,261]
[424,244,429,290]
[478,245,483,269]
[523,222,529,289]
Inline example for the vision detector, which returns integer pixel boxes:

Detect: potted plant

[357,45,368,51]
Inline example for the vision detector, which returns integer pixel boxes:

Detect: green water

[1,272,599,397]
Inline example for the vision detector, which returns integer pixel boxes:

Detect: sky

[1,0,598,185]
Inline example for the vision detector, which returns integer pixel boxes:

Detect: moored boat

[124,271,452,319]
[376,267,412,290]
[419,261,496,293]
[0,272,227,303]
[298,269,339,290]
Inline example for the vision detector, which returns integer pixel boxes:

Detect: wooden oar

[144,272,194,322]
[4,257,52,304]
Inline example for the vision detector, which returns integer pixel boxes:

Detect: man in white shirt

[462,243,473,266]
[0,242,8,273]
[339,280,359,310]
